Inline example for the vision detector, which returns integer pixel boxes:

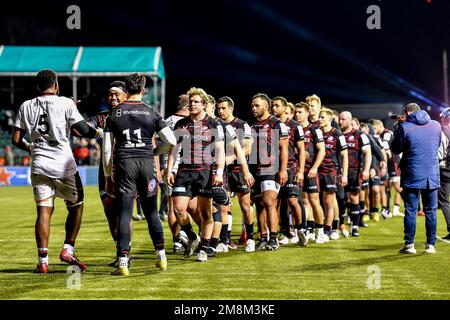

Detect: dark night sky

[1,0,450,118]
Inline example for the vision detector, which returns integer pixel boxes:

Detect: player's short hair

[287,102,295,114]
[207,94,216,106]
[125,73,146,95]
[369,119,383,127]
[319,107,334,117]
[403,103,421,113]
[252,93,271,107]
[272,96,288,107]
[36,69,57,92]
[187,87,209,104]
[360,122,368,129]
[216,96,235,109]
[295,102,310,112]
[177,94,189,110]
[306,94,321,105]
[109,81,126,93]
[352,117,360,126]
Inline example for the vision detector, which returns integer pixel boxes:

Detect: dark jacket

[391,110,441,189]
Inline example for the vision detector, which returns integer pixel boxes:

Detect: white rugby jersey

[164,113,188,172]
[14,95,84,178]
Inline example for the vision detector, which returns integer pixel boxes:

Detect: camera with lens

[390,114,405,122]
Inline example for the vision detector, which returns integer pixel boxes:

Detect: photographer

[438,108,450,241]
[391,103,441,254]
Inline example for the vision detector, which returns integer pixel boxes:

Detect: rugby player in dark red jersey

[294,102,326,243]
[167,87,226,262]
[271,97,308,246]
[318,108,348,242]
[205,96,254,253]
[249,93,289,251]
[339,111,371,237]
[103,73,177,275]
[216,96,257,252]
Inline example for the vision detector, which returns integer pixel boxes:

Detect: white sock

[38,256,49,265]
[156,249,166,260]
[393,205,400,215]
[63,244,74,253]
[317,228,324,236]
[227,214,233,231]
[119,256,128,267]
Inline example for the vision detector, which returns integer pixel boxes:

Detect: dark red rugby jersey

[284,118,304,168]
[344,129,370,169]
[303,122,324,171]
[319,127,348,175]
[174,114,224,172]
[249,115,289,176]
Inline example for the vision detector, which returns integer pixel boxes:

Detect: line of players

[159,91,405,262]
[94,84,404,271]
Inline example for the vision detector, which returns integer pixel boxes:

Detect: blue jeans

[402,188,438,246]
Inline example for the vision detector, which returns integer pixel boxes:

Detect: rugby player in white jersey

[12,69,101,273]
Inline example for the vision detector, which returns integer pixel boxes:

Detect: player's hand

[380,165,387,178]
[277,169,288,186]
[212,174,224,186]
[243,171,255,188]
[294,171,304,186]
[307,167,317,179]
[340,175,348,187]
[361,170,370,181]
[167,172,175,187]
[370,168,376,178]
[105,176,115,196]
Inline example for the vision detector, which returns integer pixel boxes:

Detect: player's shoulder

[287,118,301,127]
[54,96,77,109]
[232,117,248,127]
[174,115,190,127]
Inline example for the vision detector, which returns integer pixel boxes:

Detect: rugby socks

[227,212,233,241]
[331,220,338,232]
[245,223,254,240]
[307,220,315,234]
[38,248,48,265]
[156,249,166,261]
[269,231,278,242]
[349,203,361,228]
[210,237,219,249]
[220,224,228,244]
[63,241,75,253]
[181,223,198,241]
[200,238,210,251]
[360,201,366,215]
[393,204,401,215]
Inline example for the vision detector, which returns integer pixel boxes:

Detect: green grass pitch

[0,186,449,300]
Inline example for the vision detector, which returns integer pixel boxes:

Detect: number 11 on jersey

[123,128,145,148]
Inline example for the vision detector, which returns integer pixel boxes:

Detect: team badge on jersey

[148,178,157,192]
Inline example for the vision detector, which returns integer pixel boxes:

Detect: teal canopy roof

[0,46,165,79]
